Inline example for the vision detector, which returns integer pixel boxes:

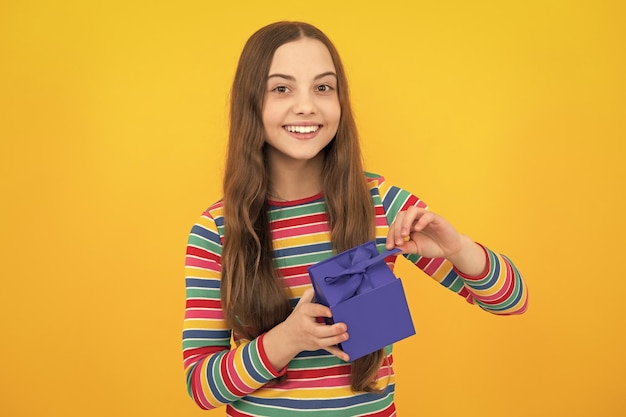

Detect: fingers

[385,210,404,249]
[317,322,348,340]
[386,206,430,249]
[296,288,332,318]
[325,345,350,362]
[403,206,431,234]
[298,288,316,304]
[289,289,348,354]
[411,209,435,232]
[299,319,349,354]
[319,323,350,362]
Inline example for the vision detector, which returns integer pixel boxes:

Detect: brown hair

[221,21,383,392]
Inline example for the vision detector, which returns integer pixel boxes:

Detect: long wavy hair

[221,21,383,392]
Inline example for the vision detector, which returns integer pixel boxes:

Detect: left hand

[385,206,463,259]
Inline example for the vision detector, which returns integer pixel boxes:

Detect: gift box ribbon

[323,245,401,303]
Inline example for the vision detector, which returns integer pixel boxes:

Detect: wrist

[447,236,487,277]
[257,333,289,378]
[263,321,300,370]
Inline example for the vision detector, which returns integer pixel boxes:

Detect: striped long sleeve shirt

[182,173,528,416]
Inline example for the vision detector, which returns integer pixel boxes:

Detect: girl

[182,21,528,416]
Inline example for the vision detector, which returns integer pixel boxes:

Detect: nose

[292,91,316,115]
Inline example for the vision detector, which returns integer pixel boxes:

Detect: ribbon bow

[323,245,401,304]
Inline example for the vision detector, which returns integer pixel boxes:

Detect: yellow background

[1,1,624,416]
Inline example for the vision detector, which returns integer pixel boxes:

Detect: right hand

[265,288,350,368]
[289,288,350,361]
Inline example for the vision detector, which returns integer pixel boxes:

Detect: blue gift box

[308,241,416,361]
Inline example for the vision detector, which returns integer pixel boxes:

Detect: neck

[268,152,324,201]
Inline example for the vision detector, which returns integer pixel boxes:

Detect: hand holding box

[308,241,416,361]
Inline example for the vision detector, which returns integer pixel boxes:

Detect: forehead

[268,38,336,76]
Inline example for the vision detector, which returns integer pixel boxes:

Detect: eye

[272,85,289,94]
[316,84,334,93]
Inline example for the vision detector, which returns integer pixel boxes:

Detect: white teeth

[285,125,319,133]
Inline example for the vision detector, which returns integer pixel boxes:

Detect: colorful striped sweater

[182,173,528,416]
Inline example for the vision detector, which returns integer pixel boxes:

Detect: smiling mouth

[284,125,321,134]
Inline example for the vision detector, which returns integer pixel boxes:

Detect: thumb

[296,288,332,319]
[298,288,316,305]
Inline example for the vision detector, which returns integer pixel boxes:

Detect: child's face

[262,38,340,166]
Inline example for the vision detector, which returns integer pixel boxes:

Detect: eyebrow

[267,71,337,81]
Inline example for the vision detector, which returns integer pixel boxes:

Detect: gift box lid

[308,241,401,307]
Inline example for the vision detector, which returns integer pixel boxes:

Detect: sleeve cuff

[452,242,490,281]
[257,333,288,378]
